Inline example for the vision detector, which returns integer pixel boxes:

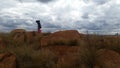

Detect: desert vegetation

[0,29,120,68]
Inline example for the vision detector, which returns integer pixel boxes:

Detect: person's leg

[38,28,41,33]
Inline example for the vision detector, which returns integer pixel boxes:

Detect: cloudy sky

[0,0,120,34]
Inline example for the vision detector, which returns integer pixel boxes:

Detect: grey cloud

[37,0,55,3]
[43,22,61,28]
[0,20,18,31]
[17,0,54,3]
[0,0,120,34]
[83,0,110,5]
[82,13,89,19]
[16,0,55,3]
[92,0,110,5]
[0,16,36,32]
[0,0,17,10]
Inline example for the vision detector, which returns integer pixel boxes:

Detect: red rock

[0,38,5,49]
[48,46,71,57]
[56,46,82,68]
[0,52,16,68]
[41,30,82,46]
[51,30,81,39]
[95,49,120,68]
[10,29,26,44]
[10,29,40,44]
[10,29,26,38]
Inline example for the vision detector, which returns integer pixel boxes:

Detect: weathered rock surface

[10,29,26,44]
[41,30,82,46]
[53,46,87,68]
[0,52,16,68]
[95,49,120,68]
[10,29,41,44]
[0,38,5,49]
[11,29,26,36]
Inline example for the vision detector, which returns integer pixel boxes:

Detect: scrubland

[0,30,120,68]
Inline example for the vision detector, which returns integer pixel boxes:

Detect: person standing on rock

[36,20,42,33]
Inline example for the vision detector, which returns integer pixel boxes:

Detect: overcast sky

[0,0,120,34]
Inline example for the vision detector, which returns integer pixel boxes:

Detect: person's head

[36,20,40,23]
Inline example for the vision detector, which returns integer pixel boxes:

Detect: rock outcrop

[10,29,26,44]
[0,38,5,49]
[56,46,82,68]
[41,30,82,46]
[10,29,41,44]
[11,29,26,36]
[95,49,120,68]
[0,52,16,68]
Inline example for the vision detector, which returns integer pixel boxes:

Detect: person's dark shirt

[36,20,41,28]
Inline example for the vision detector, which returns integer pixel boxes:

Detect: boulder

[50,30,81,40]
[26,31,40,44]
[56,46,82,68]
[11,29,40,44]
[41,30,82,46]
[0,38,5,49]
[0,52,16,68]
[10,29,26,44]
[10,29,26,36]
[95,49,120,68]
[47,46,71,57]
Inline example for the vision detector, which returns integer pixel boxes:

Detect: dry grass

[1,32,120,68]
[0,33,57,68]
